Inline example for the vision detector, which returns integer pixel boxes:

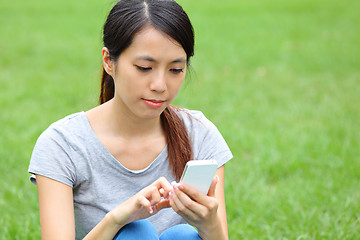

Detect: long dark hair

[100,0,194,180]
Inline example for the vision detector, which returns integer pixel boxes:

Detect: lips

[142,98,166,108]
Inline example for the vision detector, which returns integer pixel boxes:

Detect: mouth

[141,98,166,108]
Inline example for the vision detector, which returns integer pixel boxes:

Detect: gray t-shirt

[28,109,233,239]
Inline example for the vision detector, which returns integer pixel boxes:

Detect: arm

[36,175,75,240]
[37,175,172,240]
[170,165,229,240]
[213,166,228,237]
[84,177,172,239]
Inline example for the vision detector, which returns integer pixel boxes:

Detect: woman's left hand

[169,176,225,240]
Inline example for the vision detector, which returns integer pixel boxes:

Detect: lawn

[0,0,359,239]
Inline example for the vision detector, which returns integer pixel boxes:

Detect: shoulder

[174,107,216,132]
[36,112,88,146]
[48,112,86,131]
[173,107,220,143]
[29,113,86,187]
[30,111,88,164]
[174,107,233,165]
[46,112,86,133]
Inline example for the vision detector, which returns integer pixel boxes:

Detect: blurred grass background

[1,0,359,239]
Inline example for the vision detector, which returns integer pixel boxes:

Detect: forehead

[121,26,186,62]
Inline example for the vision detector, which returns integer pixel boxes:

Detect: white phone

[180,160,218,194]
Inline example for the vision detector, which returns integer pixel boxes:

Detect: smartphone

[180,160,218,194]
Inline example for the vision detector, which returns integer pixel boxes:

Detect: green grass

[1,0,359,239]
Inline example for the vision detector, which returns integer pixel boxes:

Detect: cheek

[114,69,142,93]
[168,77,184,95]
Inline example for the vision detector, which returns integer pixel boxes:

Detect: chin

[137,109,165,120]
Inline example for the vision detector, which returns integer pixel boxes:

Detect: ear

[102,47,113,76]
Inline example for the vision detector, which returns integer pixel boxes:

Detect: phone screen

[180,160,218,194]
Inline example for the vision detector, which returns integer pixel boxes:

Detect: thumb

[152,199,171,213]
[207,175,219,197]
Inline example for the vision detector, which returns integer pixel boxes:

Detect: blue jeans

[113,219,202,240]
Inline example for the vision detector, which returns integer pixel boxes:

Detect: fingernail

[215,175,219,183]
[149,208,153,214]
[178,184,184,190]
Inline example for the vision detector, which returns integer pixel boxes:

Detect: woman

[28,0,233,239]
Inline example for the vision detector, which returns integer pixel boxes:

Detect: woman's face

[103,26,187,120]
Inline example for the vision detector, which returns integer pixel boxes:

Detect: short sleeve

[181,110,233,167]
[28,125,76,187]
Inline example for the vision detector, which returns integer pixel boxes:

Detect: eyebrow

[135,56,186,63]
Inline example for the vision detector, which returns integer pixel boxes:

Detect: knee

[113,219,158,240]
[160,224,202,240]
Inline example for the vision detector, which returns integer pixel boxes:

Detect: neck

[102,98,164,140]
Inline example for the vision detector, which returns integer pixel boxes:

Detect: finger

[169,191,177,210]
[207,175,219,197]
[152,199,171,213]
[159,188,169,200]
[172,185,205,219]
[153,177,172,198]
[137,195,152,213]
[171,192,197,219]
[177,183,208,204]
[149,186,162,206]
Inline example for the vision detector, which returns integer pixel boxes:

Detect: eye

[170,68,184,74]
[136,65,152,71]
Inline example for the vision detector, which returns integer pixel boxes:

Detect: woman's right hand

[108,177,173,226]
[83,177,173,239]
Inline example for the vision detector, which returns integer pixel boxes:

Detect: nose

[150,71,167,92]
